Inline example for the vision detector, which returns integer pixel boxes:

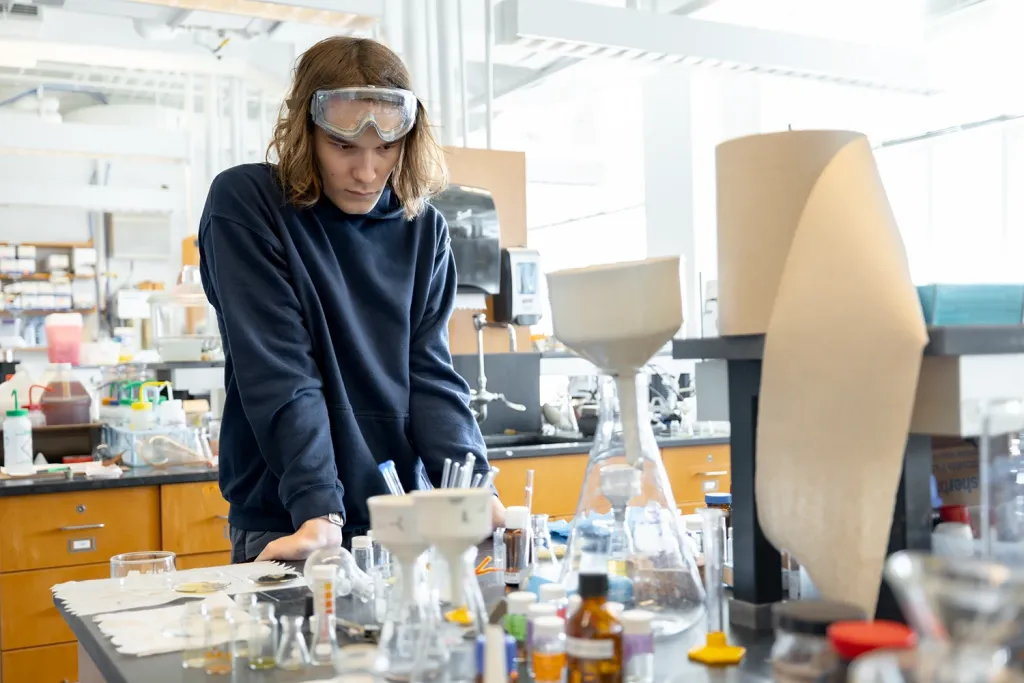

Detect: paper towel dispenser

[432,184,500,296]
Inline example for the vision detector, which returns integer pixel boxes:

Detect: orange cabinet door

[2,642,78,683]
[160,482,231,556]
[0,563,110,650]
[662,445,731,504]
[493,454,588,519]
[176,552,231,570]
[0,487,160,572]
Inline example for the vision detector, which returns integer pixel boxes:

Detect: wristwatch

[321,512,344,527]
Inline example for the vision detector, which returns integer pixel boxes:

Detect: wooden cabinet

[0,487,160,573]
[493,443,731,520]
[1,642,77,683]
[160,481,231,557]
[0,563,109,650]
[177,551,231,570]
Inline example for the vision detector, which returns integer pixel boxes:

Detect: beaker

[560,373,705,638]
[276,615,311,671]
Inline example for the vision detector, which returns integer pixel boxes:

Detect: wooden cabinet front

[662,444,731,507]
[0,563,109,651]
[1,642,78,683]
[160,481,231,556]
[0,487,160,572]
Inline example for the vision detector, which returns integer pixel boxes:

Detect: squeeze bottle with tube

[3,390,34,476]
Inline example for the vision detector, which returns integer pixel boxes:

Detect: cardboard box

[932,438,979,507]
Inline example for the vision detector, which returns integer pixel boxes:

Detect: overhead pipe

[457,0,470,146]
[435,0,459,146]
[404,1,431,113]
[484,0,494,149]
[424,0,441,125]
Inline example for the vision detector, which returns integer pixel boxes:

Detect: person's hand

[254,517,343,562]
[491,496,506,529]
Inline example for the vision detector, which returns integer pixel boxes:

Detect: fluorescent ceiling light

[496,0,939,95]
[122,0,378,30]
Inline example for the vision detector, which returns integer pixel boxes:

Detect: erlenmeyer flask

[560,372,705,637]
[883,550,1024,683]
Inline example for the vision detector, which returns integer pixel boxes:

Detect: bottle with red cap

[821,620,916,683]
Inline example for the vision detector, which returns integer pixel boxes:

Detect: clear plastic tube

[698,507,726,633]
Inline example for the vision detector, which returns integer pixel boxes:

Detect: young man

[199,36,504,563]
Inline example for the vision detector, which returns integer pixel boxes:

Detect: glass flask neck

[594,372,658,459]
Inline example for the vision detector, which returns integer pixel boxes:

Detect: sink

[483,434,587,449]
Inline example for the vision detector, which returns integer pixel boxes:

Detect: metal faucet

[469,312,527,423]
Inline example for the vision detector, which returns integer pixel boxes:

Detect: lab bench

[58,559,775,683]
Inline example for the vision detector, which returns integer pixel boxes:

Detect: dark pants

[229,527,291,564]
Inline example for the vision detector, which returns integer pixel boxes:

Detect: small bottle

[202,606,236,676]
[621,610,654,683]
[247,603,278,670]
[503,591,537,663]
[309,565,339,666]
[3,390,34,476]
[531,615,567,683]
[351,535,374,574]
[527,602,557,676]
[566,573,622,683]
[539,582,569,619]
[503,506,530,587]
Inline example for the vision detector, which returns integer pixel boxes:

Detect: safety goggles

[310,87,417,143]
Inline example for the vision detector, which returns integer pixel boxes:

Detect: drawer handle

[60,523,106,531]
[695,470,728,477]
[215,515,229,520]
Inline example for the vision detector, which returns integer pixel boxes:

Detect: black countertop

[0,464,218,497]
[673,325,1024,360]
[57,559,775,683]
[1,435,728,497]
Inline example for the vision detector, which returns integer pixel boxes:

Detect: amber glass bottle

[566,573,622,683]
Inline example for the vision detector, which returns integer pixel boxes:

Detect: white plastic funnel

[412,488,493,606]
[546,256,683,465]
[368,495,430,603]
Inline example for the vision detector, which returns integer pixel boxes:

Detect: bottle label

[566,637,614,660]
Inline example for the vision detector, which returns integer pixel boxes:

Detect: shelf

[0,184,176,214]
[0,116,188,163]
[0,308,96,317]
[0,274,95,282]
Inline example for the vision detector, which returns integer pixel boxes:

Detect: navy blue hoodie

[198,163,489,534]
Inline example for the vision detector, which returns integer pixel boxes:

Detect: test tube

[310,565,340,666]
[449,462,462,489]
[481,466,499,489]
[351,536,374,575]
[460,452,476,488]
[697,506,727,633]
[441,458,452,489]
[378,461,405,495]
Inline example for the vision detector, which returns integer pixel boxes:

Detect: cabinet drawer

[2,642,78,683]
[0,487,160,572]
[663,445,731,504]
[160,482,230,555]
[176,551,231,570]
[0,563,109,650]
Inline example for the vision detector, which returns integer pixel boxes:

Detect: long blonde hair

[268,36,447,219]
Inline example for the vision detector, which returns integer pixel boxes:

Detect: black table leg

[875,434,933,622]
[727,359,782,629]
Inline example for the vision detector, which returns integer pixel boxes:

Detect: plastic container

[40,364,91,426]
[44,313,84,365]
[530,615,566,683]
[155,399,187,428]
[621,610,654,683]
[539,582,569,620]
[821,620,916,683]
[770,600,867,683]
[3,390,34,476]
[0,367,36,414]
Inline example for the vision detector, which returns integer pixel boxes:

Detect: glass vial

[276,615,311,671]
[180,601,206,669]
[531,615,567,683]
[352,535,374,574]
[310,564,340,666]
[539,582,569,620]
[503,591,537,663]
[566,573,622,683]
[248,603,278,671]
[202,606,236,676]
[621,610,654,683]
[233,593,257,658]
[503,506,530,587]
[491,527,507,585]
[527,602,558,678]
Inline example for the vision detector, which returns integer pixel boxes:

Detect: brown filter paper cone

[717,130,927,616]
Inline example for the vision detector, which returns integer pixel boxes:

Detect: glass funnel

[880,550,1024,683]
[559,372,705,637]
